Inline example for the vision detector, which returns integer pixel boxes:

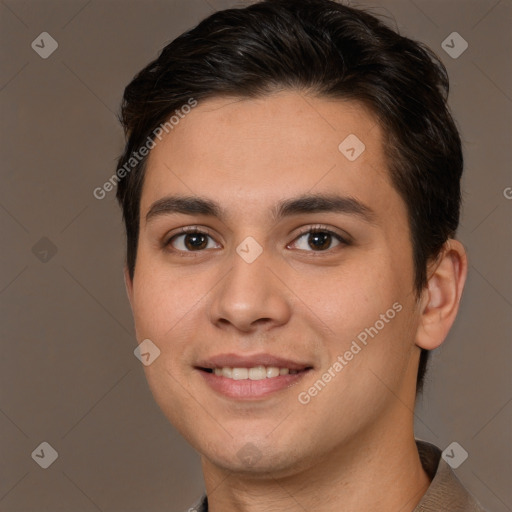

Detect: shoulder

[414,440,487,512]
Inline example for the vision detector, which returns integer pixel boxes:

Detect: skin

[125,91,467,512]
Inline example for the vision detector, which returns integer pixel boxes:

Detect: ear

[416,239,468,350]
[124,265,134,310]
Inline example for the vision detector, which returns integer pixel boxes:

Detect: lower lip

[198,370,310,399]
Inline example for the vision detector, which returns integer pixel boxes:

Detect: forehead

[140,91,403,226]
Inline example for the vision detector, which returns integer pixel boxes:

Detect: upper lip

[196,353,312,371]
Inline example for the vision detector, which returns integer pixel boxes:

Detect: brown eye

[168,231,219,252]
[183,233,208,250]
[290,228,347,252]
[307,232,332,250]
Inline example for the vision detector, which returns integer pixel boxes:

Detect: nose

[208,248,292,333]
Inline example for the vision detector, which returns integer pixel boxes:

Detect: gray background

[1,0,510,511]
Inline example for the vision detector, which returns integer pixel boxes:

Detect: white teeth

[209,365,303,380]
[249,366,267,380]
[232,368,249,380]
[266,366,280,378]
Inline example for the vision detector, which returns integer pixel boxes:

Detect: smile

[205,366,300,380]
[195,354,313,399]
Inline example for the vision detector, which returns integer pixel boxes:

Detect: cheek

[293,260,402,344]
[131,256,206,339]
[130,261,206,432]
[294,254,415,391]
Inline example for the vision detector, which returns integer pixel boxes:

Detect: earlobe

[416,239,468,351]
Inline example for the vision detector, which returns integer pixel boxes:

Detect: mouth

[199,365,306,380]
[195,354,313,399]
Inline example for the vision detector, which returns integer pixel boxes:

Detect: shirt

[189,440,486,511]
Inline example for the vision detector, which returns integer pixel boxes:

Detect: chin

[196,433,314,478]
[204,449,299,476]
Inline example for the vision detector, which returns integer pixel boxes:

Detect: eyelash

[292,225,349,248]
[164,224,350,254]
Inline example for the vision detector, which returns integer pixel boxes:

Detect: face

[126,91,424,476]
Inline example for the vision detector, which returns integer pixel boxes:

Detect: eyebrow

[145,193,376,224]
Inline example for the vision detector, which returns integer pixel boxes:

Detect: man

[115,0,485,510]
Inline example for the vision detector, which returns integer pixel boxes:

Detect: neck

[202,421,430,512]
